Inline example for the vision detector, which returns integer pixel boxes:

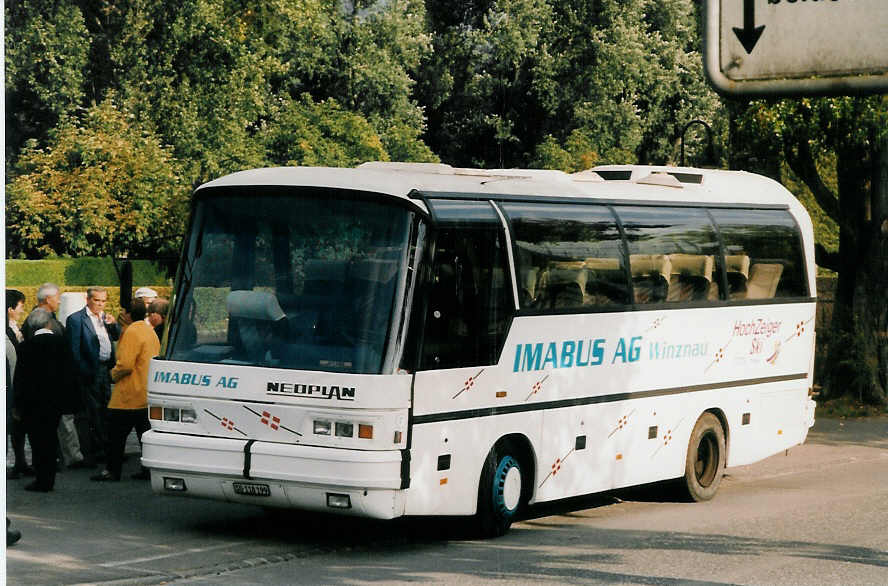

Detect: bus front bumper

[141,430,407,519]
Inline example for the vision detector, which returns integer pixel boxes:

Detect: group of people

[6,283,169,499]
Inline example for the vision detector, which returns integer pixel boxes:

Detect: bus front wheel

[683,412,726,502]
[476,446,524,537]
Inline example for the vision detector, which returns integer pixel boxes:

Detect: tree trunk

[854,133,888,405]
[826,136,888,405]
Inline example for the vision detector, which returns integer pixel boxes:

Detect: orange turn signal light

[358,424,374,439]
[149,406,163,420]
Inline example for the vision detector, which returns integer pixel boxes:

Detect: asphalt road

[5,416,887,585]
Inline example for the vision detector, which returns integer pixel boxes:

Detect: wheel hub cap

[502,466,522,511]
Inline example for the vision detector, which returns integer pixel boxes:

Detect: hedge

[5,258,172,287]
[10,286,174,326]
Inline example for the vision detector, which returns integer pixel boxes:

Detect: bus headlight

[314,419,372,439]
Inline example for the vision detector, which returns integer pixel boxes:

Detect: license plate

[232,482,271,497]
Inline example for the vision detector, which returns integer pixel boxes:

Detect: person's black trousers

[79,366,112,462]
[106,408,150,479]
[24,409,62,489]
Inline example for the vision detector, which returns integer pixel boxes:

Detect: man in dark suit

[14,309,77,491]
[65,286,120,464]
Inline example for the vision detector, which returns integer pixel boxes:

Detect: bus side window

[502,202,629,310]
[710,209,808,299]
[614,206,723,305]
[420,228,511,370]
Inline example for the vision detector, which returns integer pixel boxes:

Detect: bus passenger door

[406,220,519,517]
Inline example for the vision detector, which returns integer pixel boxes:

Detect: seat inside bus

[583,257,625,305]
[296,257,397,353]
[725,254,751,300]
[746,262,784,299]
[666,254,715,302]
[226,290,286,362]
[545,261,588,308]
[222,257,398,371]
[519,266,540,306]
[630,254,671,304]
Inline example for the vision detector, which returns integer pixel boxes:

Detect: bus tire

[476,445,524,538]
[684,412,726,502]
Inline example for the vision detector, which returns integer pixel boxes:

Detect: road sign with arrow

[732,0,765,56]
[704,0,888,96]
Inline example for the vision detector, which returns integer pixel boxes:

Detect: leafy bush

[4,259,68,286]
[6,258,171,287]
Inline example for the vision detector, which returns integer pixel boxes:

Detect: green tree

[5,0,439,258]
[89,0,435,185]
[733,96,888,405]
[261,94,389,167]
[419,0,556,167]
[6,98,188,259]
[419,0,723,170]
[4,0,90,164]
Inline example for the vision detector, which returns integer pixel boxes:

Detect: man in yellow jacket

[91,299,159,482]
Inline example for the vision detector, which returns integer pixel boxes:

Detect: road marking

[99,541,250,567]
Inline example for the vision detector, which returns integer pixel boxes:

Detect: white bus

[142,162,817,536]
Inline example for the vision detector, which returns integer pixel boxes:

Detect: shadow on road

[6,416,887,585]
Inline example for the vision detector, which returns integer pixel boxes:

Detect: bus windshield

[167,189,414,374]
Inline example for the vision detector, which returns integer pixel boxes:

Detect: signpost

[704,0,888,96]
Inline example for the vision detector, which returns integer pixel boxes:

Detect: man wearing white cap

[134,287,158,303]
[117,287,158,333]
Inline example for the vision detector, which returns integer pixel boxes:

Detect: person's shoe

[14,465,35,477]
[90,470,120,482]
[130,469,151,480]
[7,528,22,546]
[68,460,96,470]
[6,468,21,480]
[24,482,52,492]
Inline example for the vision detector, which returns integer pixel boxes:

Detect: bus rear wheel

[683,412,726,502]
[476,446,525,538]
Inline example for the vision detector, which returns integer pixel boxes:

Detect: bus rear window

[709,208,808,299]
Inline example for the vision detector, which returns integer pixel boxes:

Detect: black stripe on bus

[411,190,791,211]
[411,373,808,425]
[243,439,256,479]
[400,449,411,489]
